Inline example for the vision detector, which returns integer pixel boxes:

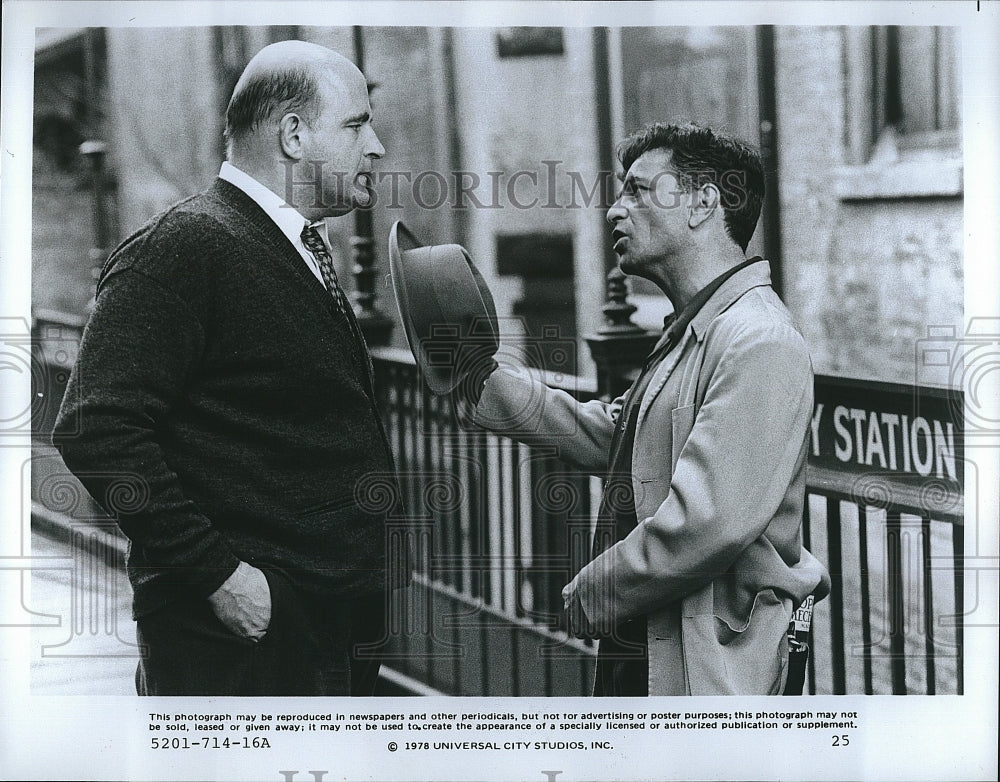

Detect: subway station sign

[807,376,964,519]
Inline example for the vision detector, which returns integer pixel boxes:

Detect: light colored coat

[473,261,830,695]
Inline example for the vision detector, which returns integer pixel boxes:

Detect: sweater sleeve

[52,266,240,597]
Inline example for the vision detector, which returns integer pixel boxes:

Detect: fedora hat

[387,221,499,395]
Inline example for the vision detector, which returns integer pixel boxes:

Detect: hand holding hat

[387,221,500,403]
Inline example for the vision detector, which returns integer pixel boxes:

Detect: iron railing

[25,315,964,696]
[371,347,965,696]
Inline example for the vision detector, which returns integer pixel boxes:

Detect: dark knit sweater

[53,179,400,618]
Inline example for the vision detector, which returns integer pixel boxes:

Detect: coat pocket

[682,586,791,695]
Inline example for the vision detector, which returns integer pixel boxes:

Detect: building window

[844,26,960,166]
[875,26,960,149]
[838,26,961,200]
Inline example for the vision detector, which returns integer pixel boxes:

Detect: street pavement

[28,530,138,695]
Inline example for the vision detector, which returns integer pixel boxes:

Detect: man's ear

[688,182,720,229]
[278,113,305,159]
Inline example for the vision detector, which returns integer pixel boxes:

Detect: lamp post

[79,139,109,313]
[585,267,658,401]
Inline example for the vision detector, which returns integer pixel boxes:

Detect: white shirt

[218,161,330,287]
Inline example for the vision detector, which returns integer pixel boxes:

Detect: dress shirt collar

[219,161,311,246]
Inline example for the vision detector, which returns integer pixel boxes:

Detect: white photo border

[2,2,997,781]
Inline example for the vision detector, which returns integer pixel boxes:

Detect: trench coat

[472,260,830,695]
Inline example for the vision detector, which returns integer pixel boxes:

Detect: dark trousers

[135,568,387,696]
[593,617,649,697]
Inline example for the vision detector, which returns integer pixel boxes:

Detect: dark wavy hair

[224,66,320,155]
[617,122,764,252]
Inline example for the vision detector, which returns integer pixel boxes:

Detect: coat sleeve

[472,363,621,475]
[52,264,240,597]
[566,321,814,629]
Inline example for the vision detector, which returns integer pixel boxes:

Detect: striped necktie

[301,223,351,318]
[300,222,375,382]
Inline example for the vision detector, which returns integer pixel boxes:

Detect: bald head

[224,40,364,159]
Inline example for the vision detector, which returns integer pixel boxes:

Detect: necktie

[301,224,351,318]
[300,223,374,382]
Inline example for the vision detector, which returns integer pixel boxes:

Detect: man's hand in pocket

[207,561,272,641]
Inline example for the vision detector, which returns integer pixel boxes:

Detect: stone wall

[106,28,225,235]
[38,26,964,386]
[775,26,963,386]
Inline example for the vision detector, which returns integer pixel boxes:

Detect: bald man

[54,41,402,696]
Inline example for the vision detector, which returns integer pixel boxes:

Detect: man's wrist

[208,560,251,603]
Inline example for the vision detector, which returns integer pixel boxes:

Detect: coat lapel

[636,327,694,431]
[633,260,774,433]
